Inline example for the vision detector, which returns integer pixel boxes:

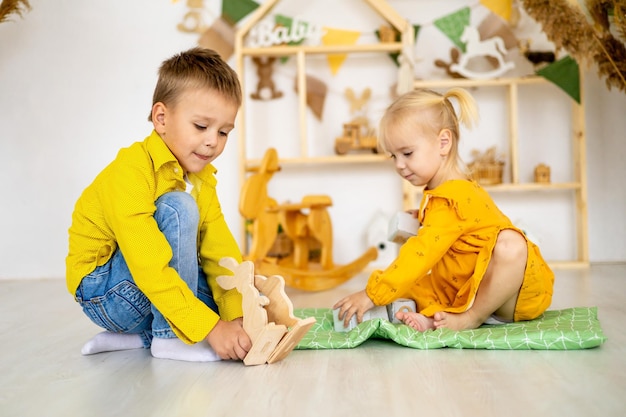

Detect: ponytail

[442,88,479,131]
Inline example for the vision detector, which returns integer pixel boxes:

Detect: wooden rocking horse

[239,148,378,291]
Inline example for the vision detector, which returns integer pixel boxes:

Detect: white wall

[1,0,624,279]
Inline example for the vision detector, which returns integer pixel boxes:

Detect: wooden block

[387,299,417,324]
[333,308,357,332]
[387,211,420,244]
[332,305,389,332]
[267,317,317,364]
[243,323,287,366]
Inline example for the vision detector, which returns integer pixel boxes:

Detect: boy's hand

[205,318,251,361]
[333,290,375,327]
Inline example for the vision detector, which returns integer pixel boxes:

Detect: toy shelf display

[235,0,412,171]
[234,0,589,270]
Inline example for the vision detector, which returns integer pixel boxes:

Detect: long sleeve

[365,195,464,306]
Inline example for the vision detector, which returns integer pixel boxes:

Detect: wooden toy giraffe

[216,257,316,366]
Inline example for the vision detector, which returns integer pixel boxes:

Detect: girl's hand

[332,290,375,328]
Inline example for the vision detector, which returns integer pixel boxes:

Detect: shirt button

[174,168,179,174]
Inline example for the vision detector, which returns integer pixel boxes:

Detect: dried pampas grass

[521,0,626,93]
[0,0,31,24]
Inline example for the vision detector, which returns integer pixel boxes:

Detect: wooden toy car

[334,122,379,155]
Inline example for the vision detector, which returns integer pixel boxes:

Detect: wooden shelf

[402,177,586,203]
[413,75,548,89]
[245,153,389,170]
[482,182,581,192]
[240,42,403,56]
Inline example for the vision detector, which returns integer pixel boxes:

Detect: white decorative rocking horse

[450,26,515,79]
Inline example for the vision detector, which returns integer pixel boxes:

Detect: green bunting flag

[375,25,421,66]
[274,14,310,63]
[434,7,471,52]
[275,14,307,47]
[222,0,260,25]
[536,56,581,104]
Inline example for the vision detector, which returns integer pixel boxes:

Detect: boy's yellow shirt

[66,130,243,343]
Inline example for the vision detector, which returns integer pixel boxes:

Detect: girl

[334,88,554,331]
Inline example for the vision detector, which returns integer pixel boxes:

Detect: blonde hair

[378,88,479,174]
[148,47,242,121]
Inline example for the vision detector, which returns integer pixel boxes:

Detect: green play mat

[293,307,606,350]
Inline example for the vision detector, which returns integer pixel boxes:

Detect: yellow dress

[365,180,554,322]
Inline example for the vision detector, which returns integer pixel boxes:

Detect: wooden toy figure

[334,88,379,155]
[378,24,397,43]
[534,163,551,183]
[250,56,283,100]
[434,48,465,79]
[217,257,316,365]
[177,0,209,34]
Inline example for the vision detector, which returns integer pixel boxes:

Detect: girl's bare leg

[433,229,527,331]
[395,311,435,331]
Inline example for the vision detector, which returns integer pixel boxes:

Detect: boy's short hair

[148,47,242,121]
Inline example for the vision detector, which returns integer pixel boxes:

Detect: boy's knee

[155,192,199,228]
[157,191,196,211]
[493,229,527,263]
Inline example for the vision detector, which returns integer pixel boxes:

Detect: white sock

[81,331,144,355]
[150,337,221,362]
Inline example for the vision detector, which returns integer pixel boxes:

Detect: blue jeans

[74,192,218,348]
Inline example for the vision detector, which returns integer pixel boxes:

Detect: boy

[66,47,251,362]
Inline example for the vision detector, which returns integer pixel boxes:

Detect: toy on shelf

[239,148,378,291]
[468,147,505,185]
[334,88,379,155]
[534,163,551,183]
[450,26,515,79]
[378,24,397,43]
[434,48,465,79]
[216,257,316,365]
[250,56,283,100]
[519,40,556,69]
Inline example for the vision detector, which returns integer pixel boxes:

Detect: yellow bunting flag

[321,28,361,75]
[479,0,512,21]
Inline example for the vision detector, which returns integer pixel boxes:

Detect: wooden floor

[1,264,625,417]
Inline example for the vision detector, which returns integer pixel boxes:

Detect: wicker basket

[469,161,504,185]
[469,147,505,185]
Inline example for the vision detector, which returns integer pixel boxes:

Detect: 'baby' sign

[247,18,324,47]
